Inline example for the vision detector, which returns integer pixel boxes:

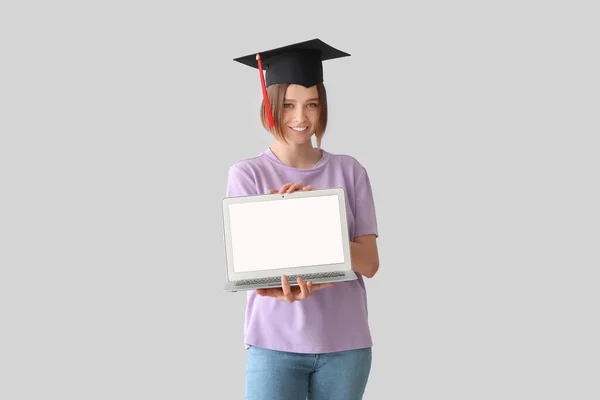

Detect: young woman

[228,38,380,400]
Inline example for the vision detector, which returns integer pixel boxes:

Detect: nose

[293,106,307,122]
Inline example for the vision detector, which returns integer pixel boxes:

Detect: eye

[283,103,293,108]
[307,103,318,108]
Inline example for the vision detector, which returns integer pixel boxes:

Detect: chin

[286,136,314,145]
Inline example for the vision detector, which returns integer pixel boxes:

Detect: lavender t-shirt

[225,147,379,354]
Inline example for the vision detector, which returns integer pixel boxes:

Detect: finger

[279,183,294,194]
[311,282,334,291]
[256,288,282,298]
[287,183,303,193]
[281,275,295,303]
[297,277,310,299]
[306,280,313,297]
[256,288,269,296]
[302,185,314,191]
[267,189,277,194]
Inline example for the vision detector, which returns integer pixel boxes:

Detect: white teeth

[291,127,307,131]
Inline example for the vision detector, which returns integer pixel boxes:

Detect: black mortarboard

[233,38,350,127]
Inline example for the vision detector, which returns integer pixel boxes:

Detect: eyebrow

[284,98,319,103]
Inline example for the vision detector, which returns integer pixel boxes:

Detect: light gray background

[1,1,598,399]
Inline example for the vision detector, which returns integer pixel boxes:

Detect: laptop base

[223,270,357,292]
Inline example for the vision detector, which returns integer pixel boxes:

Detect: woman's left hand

[267,183,314,194]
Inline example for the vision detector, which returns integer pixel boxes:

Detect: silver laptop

[221,187,356,292]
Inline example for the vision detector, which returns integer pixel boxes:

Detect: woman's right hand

[260,181,328,302]
[256,275,333,303]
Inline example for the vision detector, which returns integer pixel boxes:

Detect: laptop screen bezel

[220,187,353,281]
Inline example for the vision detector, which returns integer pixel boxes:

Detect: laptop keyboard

[234,271,346,286]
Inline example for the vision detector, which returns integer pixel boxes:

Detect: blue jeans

[245,345,372,400]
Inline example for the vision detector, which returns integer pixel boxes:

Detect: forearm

[350,241,379,278]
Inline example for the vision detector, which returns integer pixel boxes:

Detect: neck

[270,141,323,169]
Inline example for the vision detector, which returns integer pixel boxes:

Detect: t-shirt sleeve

[226,163,258,197]
[353,166,379,239]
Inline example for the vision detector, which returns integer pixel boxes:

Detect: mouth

[288,126,309,133]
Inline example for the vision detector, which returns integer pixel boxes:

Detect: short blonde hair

[260,83,328,148]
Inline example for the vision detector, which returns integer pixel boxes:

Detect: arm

[350,234,379,278]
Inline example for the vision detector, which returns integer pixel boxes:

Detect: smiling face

[278,84,320,145]
[261,83,328,148]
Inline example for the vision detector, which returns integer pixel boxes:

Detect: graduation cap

[233,38,350,128]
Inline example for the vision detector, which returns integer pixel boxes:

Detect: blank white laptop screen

[228,194,345,273]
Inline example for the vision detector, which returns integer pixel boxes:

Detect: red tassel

[256,53,274,128]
